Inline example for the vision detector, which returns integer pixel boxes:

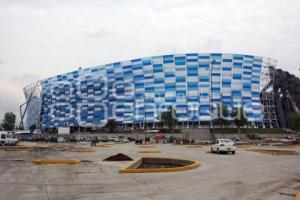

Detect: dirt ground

[0,142,299,200]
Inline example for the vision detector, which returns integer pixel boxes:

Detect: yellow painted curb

[138,145,156,148]
[186,145,202,148]
[274,145,296,148]
[119,157,200,173]
[294,192,300,200]
[246,149,299,155]
[137,150,161,153]
[3,146,32,152]
[96,144,111,147]
[69,148,96,153]
[295,192,300,200]
[32,159,81,164]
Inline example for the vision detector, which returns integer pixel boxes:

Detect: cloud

[0,93,20,120]
[0,73,41,122]
[86,29,115,39]
[13,73,41,86]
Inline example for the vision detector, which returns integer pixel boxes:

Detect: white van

[0,131,8,146]
[7,132,18,145]
[0,131,18,146]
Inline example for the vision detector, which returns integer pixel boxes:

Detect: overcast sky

[0,0,299,122]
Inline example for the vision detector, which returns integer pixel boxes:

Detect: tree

[30,124,37,132]
[215,104,230,128]
[1,112,16,131]
[158,106,178,133]
[286,112,300,130]
[104,119,117,133]
[17,124,24,131]
[232,107,248,133]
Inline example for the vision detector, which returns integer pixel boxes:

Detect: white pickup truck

[0,131,18,146]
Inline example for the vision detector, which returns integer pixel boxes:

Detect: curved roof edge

[25,52,275,88]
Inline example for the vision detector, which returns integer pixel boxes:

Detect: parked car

[127,137,136,142]
[166,136,175,143]
[66,137,77,142]
[118,136,130,142]
[58,137,66,143]
[109,136,118,142]
[48,136,58,143]
[122,138,130,142]
[99,136,108,142]
[135,139,143,144]
[15,132,33,141]
[84,137,92,142]
[36,136,47,142]
[118,136,129,142]
[211,139,236,154]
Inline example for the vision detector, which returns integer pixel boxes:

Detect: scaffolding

[260,58,279,128]
[20,81,42,130]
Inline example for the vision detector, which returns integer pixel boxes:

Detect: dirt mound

[103,153,133,161]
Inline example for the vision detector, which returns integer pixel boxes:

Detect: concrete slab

[0,142,299,200]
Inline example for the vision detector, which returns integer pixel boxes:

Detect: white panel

[187,76,198,82]
[165,77,176,83]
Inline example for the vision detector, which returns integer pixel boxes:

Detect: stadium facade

[22,53,279,130]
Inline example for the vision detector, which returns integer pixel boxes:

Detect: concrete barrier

[246,149,299,155]
[137,150,161,153]
[96,144,111,147]
[138,145,156,148]
[186,145,202,148]
[183,128,212,142]
[69,148,95,153]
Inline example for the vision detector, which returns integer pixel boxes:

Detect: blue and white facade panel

[37,53,266,128]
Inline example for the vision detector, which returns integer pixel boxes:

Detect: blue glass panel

[233,74,242,79]
[176,76,186,82]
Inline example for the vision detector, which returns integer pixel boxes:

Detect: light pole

[210,59,216,141]
[144,93,147,143]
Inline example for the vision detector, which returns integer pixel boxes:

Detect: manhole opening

[120,157,200,173]
[137,158,193,169]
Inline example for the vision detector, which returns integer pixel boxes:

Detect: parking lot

[0,141,299,200]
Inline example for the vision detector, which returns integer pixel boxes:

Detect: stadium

[21,53,283,131]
